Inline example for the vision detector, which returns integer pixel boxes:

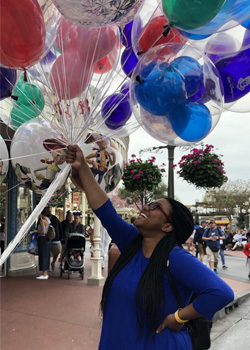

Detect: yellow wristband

[174,309,189,324]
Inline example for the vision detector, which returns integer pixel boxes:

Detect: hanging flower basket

[173,144,228,189]
[122,154,166,193]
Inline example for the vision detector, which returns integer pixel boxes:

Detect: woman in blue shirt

[66,145,234,350]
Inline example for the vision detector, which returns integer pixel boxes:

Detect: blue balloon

[168,102,212,142]
[179,30,211,40]
[0,67,17,101]
[171,56,203,97]
[134,62,187,116]
[119,21,133,48]
[241,18,250,30]
[121,47,139,78]
[101,93,132,130]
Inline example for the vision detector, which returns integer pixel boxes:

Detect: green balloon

[12,82,45,115]
[162,0,226,30]
[11,104,37,128]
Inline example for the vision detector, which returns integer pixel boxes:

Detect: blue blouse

[94,200,234,350]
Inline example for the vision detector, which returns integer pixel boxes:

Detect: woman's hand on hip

[156,314,184,333]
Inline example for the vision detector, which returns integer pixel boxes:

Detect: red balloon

[0,0,46,69]
[138,16,187,54]
[56,18,117,63]
[94,56,112,74]
[50,51,93,100]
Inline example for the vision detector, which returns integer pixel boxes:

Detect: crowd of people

[35,204,111,279]
[189,220,250,278]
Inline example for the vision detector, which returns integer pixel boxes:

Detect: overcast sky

[128,110,250,206]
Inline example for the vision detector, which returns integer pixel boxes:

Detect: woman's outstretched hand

[66,145,86,170]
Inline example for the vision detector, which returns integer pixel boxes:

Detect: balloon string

[0,164,71,266]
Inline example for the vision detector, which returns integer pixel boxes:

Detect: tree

[120,154,167,209]
[203,180,250,227]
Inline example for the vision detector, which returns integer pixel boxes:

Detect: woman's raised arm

[66,145,109,210]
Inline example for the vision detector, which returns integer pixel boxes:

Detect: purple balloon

[119,21,133,48]
[0,67,17,101]
[215,47,250,103]
[101,93,132,130]
[121,47,139,78]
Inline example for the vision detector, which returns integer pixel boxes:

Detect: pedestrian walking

[193,220,207,263]
[36,208,51,280]
[45,205,62,270]
[202,220,226,274]
[65,145,234,350]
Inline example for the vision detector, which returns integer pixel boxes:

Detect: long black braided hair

[100,198,194,337]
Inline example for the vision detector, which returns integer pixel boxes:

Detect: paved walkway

[1,249,250,350]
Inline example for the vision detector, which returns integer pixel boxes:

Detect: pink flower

[213,159,219,163]
[171,164,177,168]
[139,171,144,174]
[217,166,221,170]
[130,169,135,174]
[133,174,140,179]
[148,159,154,163]
[161,162,166,166]
[136,158,142,162]
[131,154,136,158]
[193,161,199,165]
[130,159,135,163]
[161,168,166,172]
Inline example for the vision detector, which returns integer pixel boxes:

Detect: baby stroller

[60,232,85,280]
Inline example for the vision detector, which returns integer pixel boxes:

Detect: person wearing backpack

[202,220,225,274]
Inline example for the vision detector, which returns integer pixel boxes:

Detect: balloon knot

[11,95,19,101]
[163,25,171,37]
[137,51,145,56]
[135,76,144,84]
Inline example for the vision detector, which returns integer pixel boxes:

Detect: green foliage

[174,144,228,189]
[121,155,167,208]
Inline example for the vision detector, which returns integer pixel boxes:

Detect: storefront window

[17,186,33,248]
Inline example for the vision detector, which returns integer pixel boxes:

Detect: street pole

[167,145,175,199]
[140,145,176,199]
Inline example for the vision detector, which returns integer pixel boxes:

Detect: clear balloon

[135,108,193,146]
[0,135,9,184]
[132,2,186,59]
[0,0,46,69]
[130,43,223,145]
[81,133,123,193]
[136,15,186,56]
[10,118,68,194]
[56,18,117,63]
[38,0,62,61]
[50,51,93,100]
[51,0,143,27]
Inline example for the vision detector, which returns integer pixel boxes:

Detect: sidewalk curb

[213,289,250,322]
